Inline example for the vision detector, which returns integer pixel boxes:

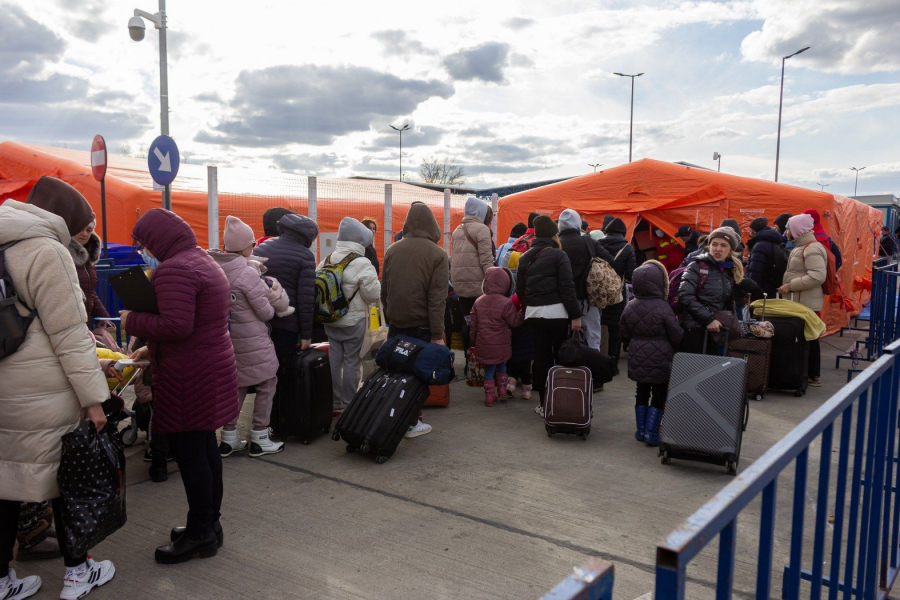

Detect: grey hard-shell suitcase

[332,369,429,464]
[659,335,749,475]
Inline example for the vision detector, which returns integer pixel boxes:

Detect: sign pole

[100,176,108,259]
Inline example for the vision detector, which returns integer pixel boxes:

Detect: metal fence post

[207,165,219,249]
[385,184,393,253]
[443,188,451,251]
[491,192,499,238]
[308,176,318,261]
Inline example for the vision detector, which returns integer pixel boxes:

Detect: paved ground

[14,334,863,599]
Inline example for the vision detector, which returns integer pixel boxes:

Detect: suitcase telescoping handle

[701,328,730,356]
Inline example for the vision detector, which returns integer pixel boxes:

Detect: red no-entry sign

[91,135,107,182]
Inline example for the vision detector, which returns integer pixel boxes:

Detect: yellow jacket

[96,348,134,390]
[749,298,826,341]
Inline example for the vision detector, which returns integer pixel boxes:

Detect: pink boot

[484,380,497,407]
[506,377,517,396]
[522,384,533,401]
[495,373,509,401]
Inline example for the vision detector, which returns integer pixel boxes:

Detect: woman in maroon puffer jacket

[69,221,111,326]
[122,209,239,565]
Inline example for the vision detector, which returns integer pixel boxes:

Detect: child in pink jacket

[470,267,524,406]
[209,216,284,457]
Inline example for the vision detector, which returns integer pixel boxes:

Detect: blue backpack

[375,335,455,386]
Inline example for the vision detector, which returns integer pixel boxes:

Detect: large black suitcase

[752,313,809,397]
[659,341,749,475]
[332,369,429,464]
[272,348,333,444]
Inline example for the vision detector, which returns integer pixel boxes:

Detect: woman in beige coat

[451,196,494,353]
[778,212,827,386]
[0,177,116,600]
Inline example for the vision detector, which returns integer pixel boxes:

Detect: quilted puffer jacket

[126,209,239,433]
[619,260,684,384]
[69,232,110,323]
[209,250,278,388]
[450,197,494,298]
[470,267,523,365]
[253,213,319,340]
[677,253,736,330]
[746,227,786,298]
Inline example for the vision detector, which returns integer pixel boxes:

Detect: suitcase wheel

[375,455,388,465]
[754,393,764,401]
[345,444,357,453]
[726,460,738,476]
[331,431,341,442]
[660,450,670,465]
[794,390,803,397]
[302,439,310,445]
[361,443,371,454]
[546,427,554,437]
[121,425,138,447]
[323,426,330,434]
[580,432,588,441]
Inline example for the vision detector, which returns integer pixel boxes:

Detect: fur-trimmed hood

[633,259,668,299]
[68,232,101,267]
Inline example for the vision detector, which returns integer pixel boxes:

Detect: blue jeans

[484,362,507,381]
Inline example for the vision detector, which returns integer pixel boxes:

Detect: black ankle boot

[149,460,168,483]
[171,521,223,547]
[155,530,218,564]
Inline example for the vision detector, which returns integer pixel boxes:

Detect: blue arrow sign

[148,135,180,186]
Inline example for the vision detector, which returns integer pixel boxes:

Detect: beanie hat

[707,226,740,251]
[787,214,814,239]
[675,225,693,238]
[558,208,581,232]
[720,218,741,236]
[581,220,589,232]
[602,214,614,232]
[589,229,606,241]
[337,216,374,247]
[510,222,527,238]
[749,217,769,233]
[527,212,540,228]
[262,207,295,237]
[774,213,792,233]
[533,215,558,239]
[223,215,256,252]
[26,176,95,236]
[605,217,626,236]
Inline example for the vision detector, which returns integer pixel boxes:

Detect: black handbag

[558,330,618,386]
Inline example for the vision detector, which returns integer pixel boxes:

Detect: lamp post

[390,123,410,182]
[774,46,810,183]
[817,183,830,191]
[851,166,867,196]
[713,152,722,172]
[614,72,643,163]
[588,163,602,173]
[128,0,171,210]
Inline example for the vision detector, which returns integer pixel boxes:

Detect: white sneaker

[60,558,115,600]
[249,428,284,457]
[219,429,247,458]
[405,421,432,438]
[534,405,544,417]
[0,569,41,600]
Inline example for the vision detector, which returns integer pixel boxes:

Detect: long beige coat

[783,230,827,312]
[450,215,494,298]
[0,201,108,502]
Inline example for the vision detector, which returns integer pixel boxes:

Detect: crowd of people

[0,177,837,600]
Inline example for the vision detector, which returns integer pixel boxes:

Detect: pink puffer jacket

[127,209,239,433]
[470,267,523,365]
[209,250,278,387]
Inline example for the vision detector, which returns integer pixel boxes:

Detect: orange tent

[0,141,468,261]
[498,159,882,335]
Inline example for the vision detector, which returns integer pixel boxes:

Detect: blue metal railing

[654,338,900,599]
[541,560,614,600]
[838,260,899,370]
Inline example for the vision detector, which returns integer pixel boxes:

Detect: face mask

[141,251,159,269]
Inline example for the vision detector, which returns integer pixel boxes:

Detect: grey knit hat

[707,226,740,250]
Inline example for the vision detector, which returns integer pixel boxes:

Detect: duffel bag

[375,335,455,385]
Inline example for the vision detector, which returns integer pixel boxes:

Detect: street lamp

[614,72,643,163]
[128,1,171,209]
[588,163,603,173]
[774,46,810,183]
[713,152,722,172]
[390,123,410,182]
[817,183,830,191]
[851,166,867,196]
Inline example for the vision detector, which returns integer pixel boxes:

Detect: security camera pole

[614,72,643,163]
[129,0,171,210]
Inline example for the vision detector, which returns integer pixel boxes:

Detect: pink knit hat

[223,215,256,252]
[787,213,814,240]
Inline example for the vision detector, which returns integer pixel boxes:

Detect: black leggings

[167,431,223,539]
[506,360,533,385]
[1,499,87,571]
[809,339,821,379]
[526,318,570,404]
[635,382,668,410]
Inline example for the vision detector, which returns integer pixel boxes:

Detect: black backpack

[770,242,790,289]
[0,241,37,359]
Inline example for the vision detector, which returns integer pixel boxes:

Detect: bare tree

[117,143,148,159]
[419,156,467,185]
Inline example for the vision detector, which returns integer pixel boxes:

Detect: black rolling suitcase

[272,348,333,444]
[660,334,749,475]
[751,310,809,397]
[332,369,429,464]
[728,295,772,401]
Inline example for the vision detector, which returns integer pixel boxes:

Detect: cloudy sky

[1,0,898,195]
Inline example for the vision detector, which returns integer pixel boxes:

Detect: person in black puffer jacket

[253,213,319,357]
[515,216,581,413]
[361,218,380,276]
[746,218,787,299]
[597,217,636,362]
[558,208,613,351]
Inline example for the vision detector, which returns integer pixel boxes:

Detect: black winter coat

[516,237,581,319]
[597,233,637,322]
[677,253,737,330]
[559,229,614,301]
[253,214,319,339]
[620,261,684,384]
[746,227,786,298]
[365,244,380,276]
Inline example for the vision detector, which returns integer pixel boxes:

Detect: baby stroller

[93,326,150,447]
